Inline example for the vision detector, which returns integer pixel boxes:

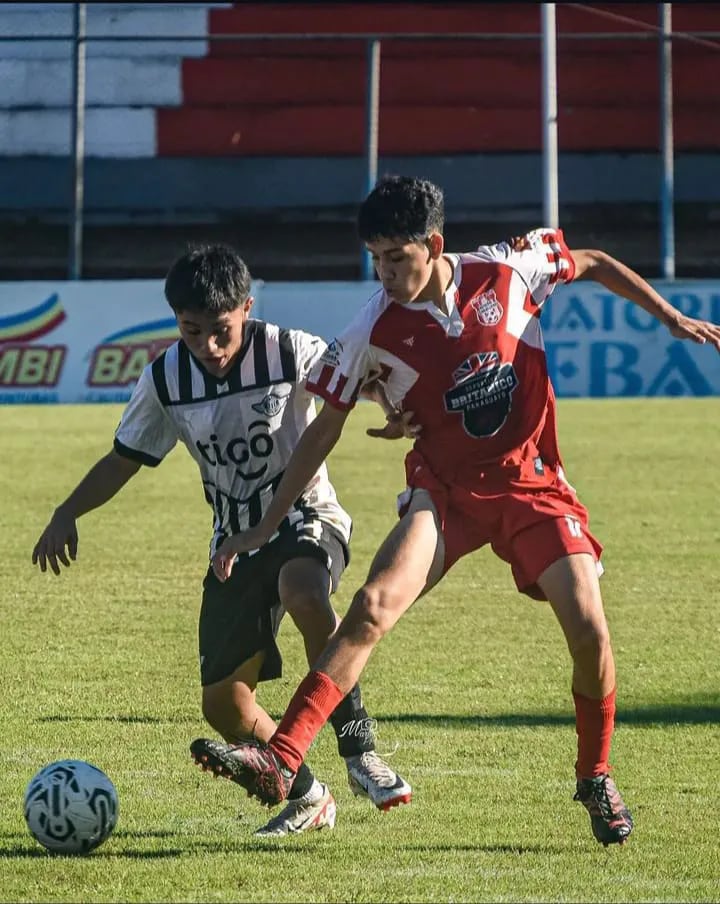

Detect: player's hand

[366,409,421,441]
[667,313,720,351]
[32,506,78,575]
[212,528,269,582]
[508,234,531,251]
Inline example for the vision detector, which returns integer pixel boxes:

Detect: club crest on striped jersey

[471,289,503,326]
[251,390,290,417]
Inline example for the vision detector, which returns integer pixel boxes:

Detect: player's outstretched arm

[32,450,141,575]
[572,249,720,351]
[212,402,349,581]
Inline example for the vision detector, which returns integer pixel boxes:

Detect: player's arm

[32,450,141,575]
[572,249,720,350]
[212,402,349,581]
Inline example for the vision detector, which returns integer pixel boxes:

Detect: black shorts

[198,520,349,687]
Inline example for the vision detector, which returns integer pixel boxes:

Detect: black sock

[287,762,315,800]
[329,683,375,757]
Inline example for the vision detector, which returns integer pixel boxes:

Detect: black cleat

[190,737,295,807]
[574,774,634,846]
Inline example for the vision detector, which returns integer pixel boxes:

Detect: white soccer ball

[24,759,119,854]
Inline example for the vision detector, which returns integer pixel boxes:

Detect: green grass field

[1,399,719,903]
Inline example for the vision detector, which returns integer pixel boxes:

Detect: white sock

[304,778,324,802]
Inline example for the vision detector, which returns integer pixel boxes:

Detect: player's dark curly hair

[164,244,252,314]
[358,175,445,242]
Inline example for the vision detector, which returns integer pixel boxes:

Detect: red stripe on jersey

[543,229,576,284]
[306,366,359,412]
[306,363,334,396]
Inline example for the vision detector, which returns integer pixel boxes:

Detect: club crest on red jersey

[445,351,518,437]
[471,290,504,326]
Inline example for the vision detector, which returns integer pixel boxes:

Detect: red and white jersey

[307,228,576,492]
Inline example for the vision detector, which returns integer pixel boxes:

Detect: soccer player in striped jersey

[196,176,720,847]
[31,244,411,837]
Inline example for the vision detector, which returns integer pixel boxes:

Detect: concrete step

[0,3,221,58]
[0,57,181,107]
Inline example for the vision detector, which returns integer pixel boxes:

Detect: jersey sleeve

[289,329,327,383]
[475,227,576,307]
[305,308,376,411]
[113,365,178,467]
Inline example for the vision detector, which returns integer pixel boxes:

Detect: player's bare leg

[201,651,276,745]
[538,553,633,846]
[278,555,411,809]
[193,650,335,836]
[194,491,445,806]
[317,490,446,690]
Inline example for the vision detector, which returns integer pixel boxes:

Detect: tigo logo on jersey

[87,319,178,386]
[196,424,274,480]
[471,290,504,326]
[0,295,67,388]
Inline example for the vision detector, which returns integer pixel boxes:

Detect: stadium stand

[0,2,719,279]
[160,2,720,155]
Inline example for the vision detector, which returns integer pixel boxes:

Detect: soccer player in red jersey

[191,176,720,846]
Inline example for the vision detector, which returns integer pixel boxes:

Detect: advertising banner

[0,280,262,404]
[0,278,719,403]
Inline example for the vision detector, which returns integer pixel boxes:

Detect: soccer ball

[24,759,119,854]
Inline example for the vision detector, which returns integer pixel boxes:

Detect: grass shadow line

[376,702,720,728]
[37,715,193,725]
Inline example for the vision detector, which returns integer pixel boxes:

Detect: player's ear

[243,296,254,313]
[426,232,444,259]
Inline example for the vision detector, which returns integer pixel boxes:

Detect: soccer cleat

[190,738,295,807]
[344,751,412,811]
[254,783,336,837]
[574,774,634,846]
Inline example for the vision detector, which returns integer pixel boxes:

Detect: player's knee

[569,617,611,662]
[344,585,398,644]
[283,588,337,637]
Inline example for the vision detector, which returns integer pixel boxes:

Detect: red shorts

[399,450,603,600]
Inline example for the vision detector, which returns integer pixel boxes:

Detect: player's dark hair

[164,244,252,314]
[358,175,445,242]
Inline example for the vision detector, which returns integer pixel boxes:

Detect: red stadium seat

[154,2,720,156]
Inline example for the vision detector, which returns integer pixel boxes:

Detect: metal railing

[3,2,718,280]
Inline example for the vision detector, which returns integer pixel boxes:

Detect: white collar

[398,254,464,337]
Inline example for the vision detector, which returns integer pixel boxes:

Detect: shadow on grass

[378,702,720,728]
[405,843,564,855]
[0,843,185,859]
[0,830,327,860]
[36,715,192,725]
[35,702,719,729]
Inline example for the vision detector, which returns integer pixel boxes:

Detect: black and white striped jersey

[113,319,352,557]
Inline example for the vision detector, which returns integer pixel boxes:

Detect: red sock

[270,671,345,773]
[573,687,616,779]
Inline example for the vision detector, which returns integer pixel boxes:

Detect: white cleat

[253,782,336,837]
[345,751,412,811]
